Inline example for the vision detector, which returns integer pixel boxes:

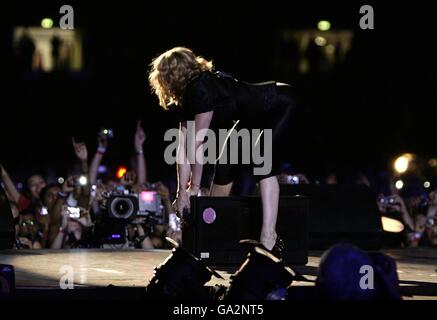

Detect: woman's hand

[187,185,199,197]
[173,190,190,216]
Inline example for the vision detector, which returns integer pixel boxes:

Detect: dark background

[1,1,436,183]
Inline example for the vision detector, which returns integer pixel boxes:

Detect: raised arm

[0,164,20,203]
[134,121,147,186]
[89,133,108,185]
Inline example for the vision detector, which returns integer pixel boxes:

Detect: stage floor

[1,248,437,300]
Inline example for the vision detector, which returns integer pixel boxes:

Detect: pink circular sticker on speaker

[202,207,216,224]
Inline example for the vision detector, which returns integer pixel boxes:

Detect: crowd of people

[1,121,180,250]
[1,120,436,251]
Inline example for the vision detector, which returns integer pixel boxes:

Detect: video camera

[107,189,163,222]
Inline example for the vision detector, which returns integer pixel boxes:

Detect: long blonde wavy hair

[148,47,214,109]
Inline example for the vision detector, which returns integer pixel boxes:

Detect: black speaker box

[182,196,308,266]
[280,184,383,250]
[0,185,15,250]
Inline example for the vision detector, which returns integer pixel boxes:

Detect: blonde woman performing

[149,47,296,258]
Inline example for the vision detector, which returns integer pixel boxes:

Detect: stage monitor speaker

[183,196,308,266]
[280,184,383,250]
[0,184,15,250]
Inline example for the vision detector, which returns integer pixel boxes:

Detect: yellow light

[314,36,327,46]
[395,180,404,190]
[424,181,431,188]
[116,166,127,179]
[381,216,405,233]
[41,18,54,29]
[318,20,331,31]
[394,154,413,174]
[326,44,335,54]
[429,159,437,167]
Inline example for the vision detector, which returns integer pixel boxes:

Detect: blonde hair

[148,47,213,109]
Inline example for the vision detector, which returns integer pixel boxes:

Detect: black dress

[180,70,296,185]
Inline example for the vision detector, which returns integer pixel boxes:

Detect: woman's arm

[189,111,213,194]
[177,121,191,193]
[174,121,191,214]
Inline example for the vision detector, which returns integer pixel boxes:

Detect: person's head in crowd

[316,243,401,300]
[40,183,61,210]
[325,172,338,184]
[18,208,43,248]
[25,174,46,200]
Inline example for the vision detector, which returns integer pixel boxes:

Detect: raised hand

[72,138,88,161]
[134,120,146,152]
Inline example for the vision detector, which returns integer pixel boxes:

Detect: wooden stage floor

[1,248,437,300]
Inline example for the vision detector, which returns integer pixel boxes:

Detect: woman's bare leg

[259,176,279,250]
[210,182,233,196]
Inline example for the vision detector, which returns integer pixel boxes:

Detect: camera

[99,128,114,139]
[107,190,163,221]
[286,175,299,184]
[76,175,88,187]
[379,196,397,205]
[67,207,81,219]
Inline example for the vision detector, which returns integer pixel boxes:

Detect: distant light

[394,154,413,174]
[116,166,127,179]
[317,20,331,31]
[424,181,431,188]
[326,44,336,54]
[41,18,54,29]
[395,180,404,190]
[98,165,107,174]
[429,159,437,167]
[58,177,65,184]
[381,216,405,233]
[103,129,109,134]
[78,176,88,186]
[314,36,327,46]
[17,183,23,190]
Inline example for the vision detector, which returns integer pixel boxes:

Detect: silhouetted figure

[51,35,62,70]
[17,29,35,72]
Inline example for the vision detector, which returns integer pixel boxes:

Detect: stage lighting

[394,153,413,174]
[145,238,223,300]
[395,180,404,190]
[225,244,297,300]
[424,181,431,188]
[314,36,327,46]
[381,216,404,233]
[41,18,54,29]
[317,20,331,31]
[57,177,64,184]
[116,166,127,179]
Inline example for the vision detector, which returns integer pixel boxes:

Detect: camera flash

[78,176,88,186]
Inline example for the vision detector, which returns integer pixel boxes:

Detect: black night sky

[1,1,437,184]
